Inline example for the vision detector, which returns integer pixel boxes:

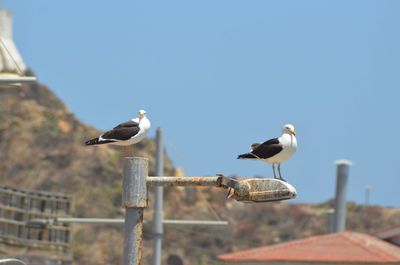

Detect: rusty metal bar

[147,176,221,187]
[123,157,148,265]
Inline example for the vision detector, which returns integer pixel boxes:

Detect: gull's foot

[226,187,234,199]
[279,177,288,183]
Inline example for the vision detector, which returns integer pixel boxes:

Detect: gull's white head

[282,124,296,136]
[138,109,147,119]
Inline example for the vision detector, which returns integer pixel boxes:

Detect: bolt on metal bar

[147,176,222,187]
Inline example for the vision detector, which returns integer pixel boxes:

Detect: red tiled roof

[218,231,400,264]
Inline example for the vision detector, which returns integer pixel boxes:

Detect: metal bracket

[147,174,297,202]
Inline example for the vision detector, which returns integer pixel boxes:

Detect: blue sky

[3,1,400,207]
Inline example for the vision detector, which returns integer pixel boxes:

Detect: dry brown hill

[1,79,399,265]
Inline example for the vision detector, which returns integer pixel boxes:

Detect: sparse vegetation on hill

[0,80,399,265]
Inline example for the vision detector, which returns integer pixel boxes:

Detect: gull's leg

[277,164,287,182]
[272,163,277,179]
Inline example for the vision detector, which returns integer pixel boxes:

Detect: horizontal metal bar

[162,220,228,225]
[147,176,222,187]
[27,218,228,226]
[58,218,124,224]
[0,258,27,265]
[0,76,37,84]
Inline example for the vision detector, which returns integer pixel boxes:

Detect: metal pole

[365,185,371,207]
[333,159,352,232]
[123,157,148,265]
[326,208,335,233]
[153,128,164,265]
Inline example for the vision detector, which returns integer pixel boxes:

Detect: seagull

[237,124,297,182]
[85,109,151,146]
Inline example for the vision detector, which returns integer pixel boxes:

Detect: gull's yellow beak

[290,129,296,136]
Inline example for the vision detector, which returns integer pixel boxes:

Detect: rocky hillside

[0,79,399,265]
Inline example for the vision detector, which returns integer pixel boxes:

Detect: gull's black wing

[238,138,282,159]
[101,120,140,141]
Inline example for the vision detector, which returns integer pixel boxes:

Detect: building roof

[218,231,400,264]
[376,225,400,246]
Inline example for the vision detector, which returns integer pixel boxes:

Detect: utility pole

[153,128,164,265]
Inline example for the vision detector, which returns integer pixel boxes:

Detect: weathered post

[123,157,148,265]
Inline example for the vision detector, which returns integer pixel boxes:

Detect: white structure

[0,9,26,75]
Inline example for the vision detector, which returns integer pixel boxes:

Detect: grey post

[123,157,148,265]
[326,208,335,233]
[365,185,371,207]
[333,159,352,232]
[153,127,164,265]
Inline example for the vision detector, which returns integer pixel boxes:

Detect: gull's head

[283,124,296,136]
[138,109,147,119]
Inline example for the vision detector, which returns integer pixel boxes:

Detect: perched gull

[85,109,151,146]
[237,124,297,182]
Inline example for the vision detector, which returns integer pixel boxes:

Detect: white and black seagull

[237,124,297,182]
[85,109,151,146]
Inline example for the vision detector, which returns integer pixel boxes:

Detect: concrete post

[153,127,164,265]
[333,159,352,232]
[123,157,148,265]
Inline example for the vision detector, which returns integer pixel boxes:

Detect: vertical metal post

[153,128,164,265]
[123,157,148,265]
[326,208,335,233]
[365,185,371,207]
[333,160,352,232]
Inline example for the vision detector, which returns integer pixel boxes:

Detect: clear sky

[3,1,400,207]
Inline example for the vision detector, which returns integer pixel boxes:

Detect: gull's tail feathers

[237,153,258,159]
[85,137,114,146]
